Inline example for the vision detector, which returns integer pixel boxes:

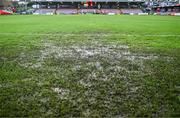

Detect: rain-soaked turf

[0,15,180,117]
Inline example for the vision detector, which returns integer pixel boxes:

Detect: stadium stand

[34,9,55,15]
[79,9,96,14]
[7,0,180,15]
[101,9,121,14]
[144,0,180,15]
[28,0,146,15]
[56,9,78,14]
[121,9,143,14]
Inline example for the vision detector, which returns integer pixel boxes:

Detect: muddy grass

[7,37,175,117]
[18,39,160,69]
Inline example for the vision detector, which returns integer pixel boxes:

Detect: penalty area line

[0,33,180,37]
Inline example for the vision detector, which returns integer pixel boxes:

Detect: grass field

[0,15,180,117]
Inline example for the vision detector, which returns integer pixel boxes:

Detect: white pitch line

[0,32,180,37]
[144,34,180,37]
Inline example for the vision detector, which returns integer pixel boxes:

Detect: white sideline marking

[0,33,180,37]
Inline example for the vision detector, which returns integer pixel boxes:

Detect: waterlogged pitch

[0,15,180,117]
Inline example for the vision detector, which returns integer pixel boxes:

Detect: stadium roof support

[30,0,145,2]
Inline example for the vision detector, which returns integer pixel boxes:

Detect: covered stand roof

[30,0,145,2]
